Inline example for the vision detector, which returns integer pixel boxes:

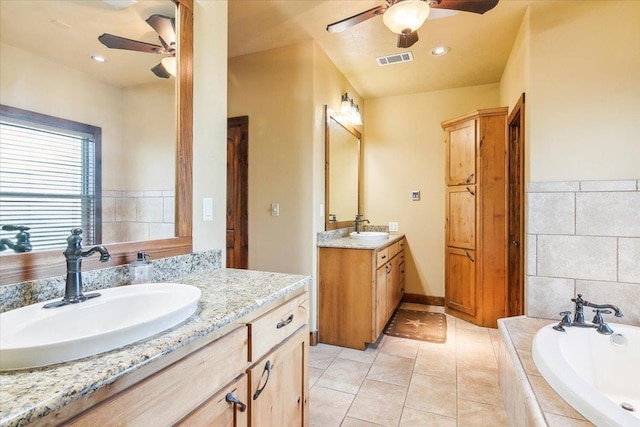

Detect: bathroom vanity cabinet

[442,108,508,328]
[319,237,405,350]
[64,292,309,426]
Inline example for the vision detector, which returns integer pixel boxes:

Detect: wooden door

[227,117,248,269]
[446,186,476,249]
[507,94,525,316]
[177,374,248,427]
[445,118,476,186]
[248,327,308,427]
[445,247,476,316]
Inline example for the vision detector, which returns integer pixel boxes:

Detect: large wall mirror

[0,0,193,284]
[324,106,362,231]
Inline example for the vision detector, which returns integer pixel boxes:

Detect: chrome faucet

[0,225,32,253]
[553,294,623,334]
[354,215,369,233]
[43,228,111,308]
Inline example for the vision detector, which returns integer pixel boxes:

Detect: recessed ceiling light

[431,46,450,56]
[91,55,106,62]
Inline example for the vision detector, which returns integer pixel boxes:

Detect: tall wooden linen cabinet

[442,108,508,328]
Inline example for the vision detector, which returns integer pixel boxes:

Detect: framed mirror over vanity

[324,106,362,231]
[0,0,193,285]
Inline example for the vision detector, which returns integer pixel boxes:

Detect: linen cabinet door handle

[465,251,475,263]
[225,393,247,412]
[466,187,475,196]
[276,314,294,329]
[465,173,475,183]
[253,360,272,400]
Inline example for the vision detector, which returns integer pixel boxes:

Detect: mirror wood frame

[0,0,193,285]
[324,105,363,231]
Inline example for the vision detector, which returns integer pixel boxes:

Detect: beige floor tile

[340,417,385,427]
[338,346,379,364]
[367,352,415,387]
[309,385,355,427]
[414,345,456,380]
[457,399,508,427]
[545,413,595,427]
[404,373,457,418]
[399,407,457,427]
[310,343,342,369]
[316,357,371,394]
[457,367,503,406]
[309,367,324,388]
[347,379,407,426]
[379,335,420,359]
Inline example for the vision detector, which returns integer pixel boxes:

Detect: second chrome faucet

[553,294,623,335]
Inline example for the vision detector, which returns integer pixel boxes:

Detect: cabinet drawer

[177,374,248,427]
[398,239,405,252]
[68,327,248,426]
[248,293,309,362]
[376,247,390,268]
[388,242,399,259]
[397,260,406,284]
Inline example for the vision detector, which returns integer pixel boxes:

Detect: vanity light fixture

[91,55,106,62]
[431,46,450,56]
[340,93,363,126]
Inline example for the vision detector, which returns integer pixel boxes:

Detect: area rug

[383,309,447,343]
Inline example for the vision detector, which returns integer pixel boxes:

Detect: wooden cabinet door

[393,255,405,311]
[386,259,395,319]
[446,186,476,249]
[177,374,248,427]
[445,247,476,316]
[375,264,388,337]
[249,326,309,427]
[445,118,476,186]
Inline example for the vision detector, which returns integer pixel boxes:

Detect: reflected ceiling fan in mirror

[327,0,499,48]
[98,14,176,78]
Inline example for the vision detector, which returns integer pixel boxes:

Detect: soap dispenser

[130,252,153,284]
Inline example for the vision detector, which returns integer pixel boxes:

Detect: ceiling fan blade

[151,63,171,79]
[326,5,388,33]
[99,33,168,54]
[146,14,176,49]
[431,0,499,15]
[397,30,419,49]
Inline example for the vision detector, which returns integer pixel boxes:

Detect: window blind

[0,108,101,252]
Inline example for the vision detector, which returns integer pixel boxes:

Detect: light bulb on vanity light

[383,0,430,34]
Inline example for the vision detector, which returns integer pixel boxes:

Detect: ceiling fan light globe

[383,0,430,34]
[161,56,177,77]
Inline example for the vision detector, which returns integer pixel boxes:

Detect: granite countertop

[317,233,405,250]
[0,268,310,427]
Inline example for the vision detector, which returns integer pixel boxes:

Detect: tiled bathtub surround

[527,180,640,325]
[0,250,222,312]
[102,189,175,243]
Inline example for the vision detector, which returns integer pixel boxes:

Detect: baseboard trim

[402,293,445,307]
[310,330,319,346]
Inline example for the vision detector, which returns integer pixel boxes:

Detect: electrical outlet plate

[389,222,399,232]
[411,190,420,201]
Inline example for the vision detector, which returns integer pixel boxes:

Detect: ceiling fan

[98,14,176,78]
[327,0,499,48]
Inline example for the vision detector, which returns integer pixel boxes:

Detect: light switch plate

[412,190,420,201]
[202,197,213,221]
[271,203,280,217]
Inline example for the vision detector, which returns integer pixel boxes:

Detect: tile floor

[309,304,509,427]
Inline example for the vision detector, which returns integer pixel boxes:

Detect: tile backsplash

[0,249,222,313]
[526,180,640,325]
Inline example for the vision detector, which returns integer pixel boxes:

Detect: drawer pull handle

[253,360,272,400]
[225,393,247,412]
[465,251,475,263]
[381,255,387,260]
[276,314,294,329]
[466,172,475,183]
[466,187,475,196]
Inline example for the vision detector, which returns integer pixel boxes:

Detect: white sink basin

[349,231,390,242]
[0,283,200,371]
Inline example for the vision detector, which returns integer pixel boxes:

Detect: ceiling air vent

[376,52,414,66]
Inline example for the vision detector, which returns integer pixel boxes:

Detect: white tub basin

[0,283,200,371]
[349,231,389,242]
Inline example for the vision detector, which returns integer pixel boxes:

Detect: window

[0,105,101,251]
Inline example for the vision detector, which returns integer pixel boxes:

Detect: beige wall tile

[149,223,174,240]
[526,276,574,320]
[575,280,640,326]
[528,376,586,420]
[527,235,537,275]
[404,373,457,418]
[101,222,121,243]
[619,238,640,283]
[116,197,136,222]
[579,180,637,192]
[309,385,354,427]
[544,412,595,427]
[102,197,116,222]
[137,197,163,222]
[163,196,175,223]
[537,235,617,281]
[120,222,149,242]
[576,192,640,237]
[347,379,407,426]
[528,182,580,192]
[527,192,575,235]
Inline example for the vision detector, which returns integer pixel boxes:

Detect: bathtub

[532,322,640,427]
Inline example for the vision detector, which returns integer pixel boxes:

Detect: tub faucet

[354,215,369,233]
[553,294,623,334]
[0,225,32,253]
[43,228,111,308]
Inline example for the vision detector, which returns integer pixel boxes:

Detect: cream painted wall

[527,1,640,182]
[363,84,501,298]
[192,0,228,253]
[228,41,315,275]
